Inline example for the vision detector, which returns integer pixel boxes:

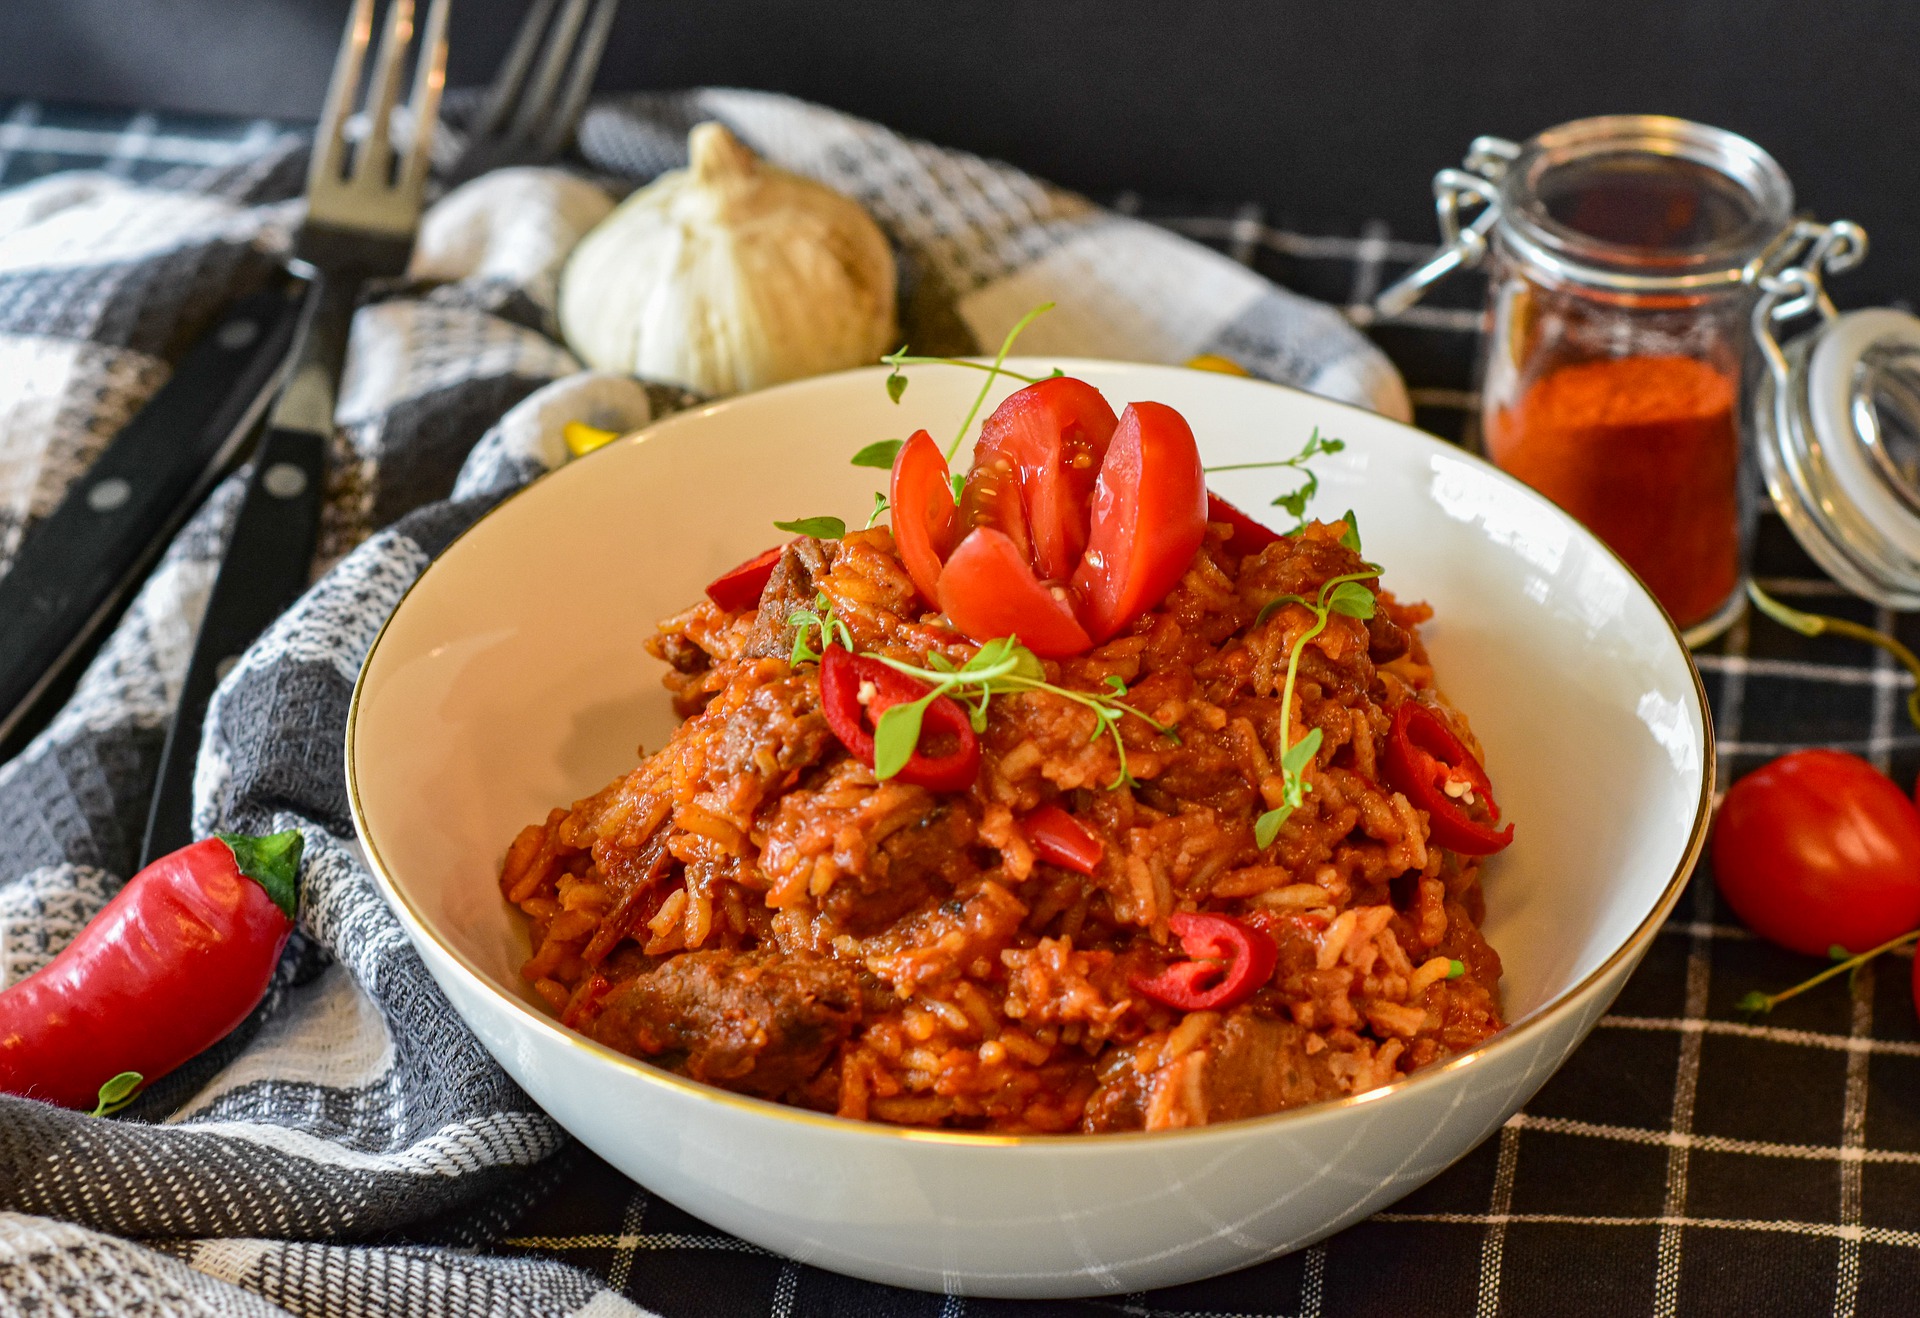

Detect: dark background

[2,0,1913,310]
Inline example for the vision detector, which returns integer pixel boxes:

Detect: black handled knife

[0,276,307,751]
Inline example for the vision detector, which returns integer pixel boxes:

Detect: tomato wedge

[1023,803,1104,874]
[937,528,1093,658]
[889,430,957,607]
[818,645,980,791]
[1206,492,1282,558]
[962,378,1118,583]
[705,545,782,612]
[1071,402,1208,642]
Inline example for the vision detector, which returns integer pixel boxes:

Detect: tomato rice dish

[500,372,1511,1133]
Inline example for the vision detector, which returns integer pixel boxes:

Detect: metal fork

[445,0,620,186]
[140,0,450,866]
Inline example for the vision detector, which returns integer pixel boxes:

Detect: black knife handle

[0,280,305,746]
[141,425,329,863]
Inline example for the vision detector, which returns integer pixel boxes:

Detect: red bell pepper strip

[1206,491,1282,558]
[1130,911,1278,1012]
[818,645,981,791]
[0,830,302,1112]
[705,545,783,612]
[1382,702,1515,856]
[1023,803,1104,874]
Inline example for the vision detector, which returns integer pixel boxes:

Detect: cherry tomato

[1023,803,1104,874]
[705,545,782,612]
[1206,492,1282,558]
[888,430,956,607]
[1072,402,1208,642]
[1712,749,1920,957]
[962,377,1118,583]
[936,527,1093,658]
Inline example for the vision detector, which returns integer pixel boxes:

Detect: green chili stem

[1748,582,1920,731]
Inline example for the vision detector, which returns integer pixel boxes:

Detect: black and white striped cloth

[0,90,1406,1317]
[3,91,1918,1318]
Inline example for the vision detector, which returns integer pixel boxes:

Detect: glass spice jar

[1378,116,1815,644]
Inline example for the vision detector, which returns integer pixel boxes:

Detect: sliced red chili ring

[1382,701,1515,856]
[1022,803,1104,874]
[1129,911,1277,1012]
[818,645,981,792]
[1206,491,1283,558]
[705,545,783,612]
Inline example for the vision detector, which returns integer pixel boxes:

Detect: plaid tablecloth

[4,100,1918,1318]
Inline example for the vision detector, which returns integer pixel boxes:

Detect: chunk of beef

[1367,610,1411,663]
[1080,1010,1347,1130]
[590,950,860,1098]
[744,538,835,659]
[821,799,977,935]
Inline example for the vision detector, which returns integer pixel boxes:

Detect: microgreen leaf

[1104,675,1128,695]
[91,1071,143,1118]
[867,491,891,528]
[886,372,908,404]
[1339,510,1362,553]
[853,438,904,469]
[1829,944,1851,961]
[774,516,846,539]
[1736,990,1774,1015]
[950,472,965,503]
[1280,727,1323,778]
[1447,959,1467,980]
[927,652,957,673]
[1254,805,1290,849]
[1327,581,1377,620]
[873,698,931,781]
[1272,473,1316,518]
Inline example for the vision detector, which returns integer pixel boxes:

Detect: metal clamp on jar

[1375,114,1920,645]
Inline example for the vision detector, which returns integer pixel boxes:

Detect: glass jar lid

[1498,115,1795,296]
[1754,304,1920,608]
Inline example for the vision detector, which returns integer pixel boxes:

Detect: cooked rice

[500,518,1505,1133]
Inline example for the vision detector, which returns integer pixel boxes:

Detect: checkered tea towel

[0,88,1406,1317]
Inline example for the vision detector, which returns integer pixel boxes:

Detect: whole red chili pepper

[1131,911,1278,1012]
[705,544,783,612]
[0,830,302,1112]
[818,645,981,791]
[1382,702,1514,856]
[1023,803,1104,874]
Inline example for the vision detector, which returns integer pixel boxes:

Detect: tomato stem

[1735,928,1920,1015]
[1748,582,1920,732]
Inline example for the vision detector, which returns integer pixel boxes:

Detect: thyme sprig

[882,302,1059,465]
[1749,581,1920,731]
[1252,532,1383,848]
[1204,427,1347,526]
[1736,930,1920,1016]
[866,636,1178,789]
[787,592,854,665]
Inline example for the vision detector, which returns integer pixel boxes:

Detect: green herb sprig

[1252,522,1382,848]
[864,636,1177,788]
[882,302,1060,464]
[787,592,854,665]
[1205,427,1347,527]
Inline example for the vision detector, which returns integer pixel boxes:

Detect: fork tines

[309,0,451,239]
[451,0,619,184]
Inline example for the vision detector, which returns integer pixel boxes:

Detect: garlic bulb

[558,121,897,396]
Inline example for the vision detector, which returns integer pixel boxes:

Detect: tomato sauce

[1486,354,1740,630]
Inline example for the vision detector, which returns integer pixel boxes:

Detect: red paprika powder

[1486,353,1740,630]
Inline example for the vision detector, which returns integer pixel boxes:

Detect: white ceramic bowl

[347,360,1712,1298]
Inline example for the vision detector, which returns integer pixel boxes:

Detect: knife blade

[0,275,308,752]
